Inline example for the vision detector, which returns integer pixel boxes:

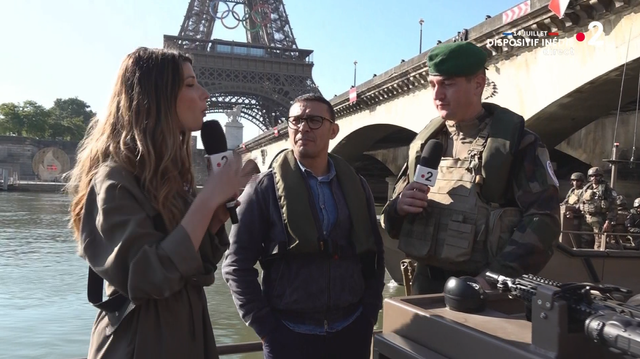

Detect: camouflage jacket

[381,122,561,278]
[626,208,640,233]
[578,182,618,222]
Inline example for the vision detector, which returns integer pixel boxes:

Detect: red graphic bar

[548,32,559,36]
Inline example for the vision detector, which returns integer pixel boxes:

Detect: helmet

[570,172,585,181]
[443,276,486,313]
[588,167,603,177]
[634,198,640,208]
[616,195,627,207]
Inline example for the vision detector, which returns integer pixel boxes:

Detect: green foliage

[0,97,96,141]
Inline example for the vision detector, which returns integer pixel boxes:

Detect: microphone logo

[420,172,434,181]
[414,166,437,186]
[206,151,234,174]
[217,155,228,168]
[414,139,443,187]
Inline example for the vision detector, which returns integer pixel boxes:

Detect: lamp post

[353,60,357,87]
[419,18,424,53]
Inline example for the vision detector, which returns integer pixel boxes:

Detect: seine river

[0,192,403,359]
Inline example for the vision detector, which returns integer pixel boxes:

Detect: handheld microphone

[414,139,444,187]
[200,120,238,224]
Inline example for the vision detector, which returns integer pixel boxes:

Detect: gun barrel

[585,312,640,358]
[485,271,502,284]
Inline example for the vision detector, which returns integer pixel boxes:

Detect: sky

[0,0,523,148]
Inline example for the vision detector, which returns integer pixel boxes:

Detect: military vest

[580,182,612,215]
[615,208,629,230]
[566,188,581,206]
[398,103,525,272]
[271,149,376,254]
[407,103,526,205]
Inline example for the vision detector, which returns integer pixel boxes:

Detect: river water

[0,192,403,359]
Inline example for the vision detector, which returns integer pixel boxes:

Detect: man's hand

[396,182,430,216]
[603,220,612,232]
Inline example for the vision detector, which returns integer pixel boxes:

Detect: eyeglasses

[287,115,333,130]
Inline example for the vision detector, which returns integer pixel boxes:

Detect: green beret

[427,42,488,77]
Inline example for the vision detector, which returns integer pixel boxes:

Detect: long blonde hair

[67,47,196,241]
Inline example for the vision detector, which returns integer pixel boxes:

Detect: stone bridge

[237,0,640,202]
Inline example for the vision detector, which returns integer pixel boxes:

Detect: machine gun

[486,272,640,358]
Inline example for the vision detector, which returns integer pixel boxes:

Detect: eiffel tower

[164,0,321,134]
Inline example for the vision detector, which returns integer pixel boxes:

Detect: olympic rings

[209,1,272,32]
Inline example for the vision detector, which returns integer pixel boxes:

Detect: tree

[0,97,95,141]
[50,97,96,126]
[48,116,86,141]
[48,97,95,141]
[22,100,50,139]
[0,102,25,136]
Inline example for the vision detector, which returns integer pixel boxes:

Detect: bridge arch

[526,57,640,150]
[330,123,417,163]
[330,123,416,202]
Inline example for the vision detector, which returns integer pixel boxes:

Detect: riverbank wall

[0,135,209,189]
[2,182,66,193]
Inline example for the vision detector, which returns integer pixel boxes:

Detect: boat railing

[561,229,640,251]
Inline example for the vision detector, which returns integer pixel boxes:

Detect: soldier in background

[561,172,593,248]
[562,172,585,206]
[579,167,618,250]
[625,198,640,249]
[610,195,630,250]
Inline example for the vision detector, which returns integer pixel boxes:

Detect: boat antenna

[613,25,633,147]
[631,70,640,168]
[610,24,634,188]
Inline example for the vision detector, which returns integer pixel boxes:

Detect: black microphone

[200,120,238,224]
[413,139,444,187]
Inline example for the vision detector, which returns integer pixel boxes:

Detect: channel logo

[575,21,604,46]
[487,21,603,48]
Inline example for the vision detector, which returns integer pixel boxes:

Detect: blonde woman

[67,47,243,359]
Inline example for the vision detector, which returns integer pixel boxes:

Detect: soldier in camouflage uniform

[578,167,618,250]
[561,172,585,206]
[610,195,629,250]
[380,42,561,295]
[625,198,640,249]
[561,172,593,248]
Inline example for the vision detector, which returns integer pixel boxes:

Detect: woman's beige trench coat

[81,162,229,359]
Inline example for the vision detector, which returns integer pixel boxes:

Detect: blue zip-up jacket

[221,167,385,339]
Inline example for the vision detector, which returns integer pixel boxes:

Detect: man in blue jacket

[222,93,385,359]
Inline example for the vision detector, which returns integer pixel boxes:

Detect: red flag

[274,127,279,136]
[349,87,357,104]
[548,0,570,19]
[241,143,246,149]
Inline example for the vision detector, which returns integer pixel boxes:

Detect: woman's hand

[183,153,255,250]
[202,153,243,207]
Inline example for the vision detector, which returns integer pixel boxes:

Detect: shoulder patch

[546,161,559,187]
